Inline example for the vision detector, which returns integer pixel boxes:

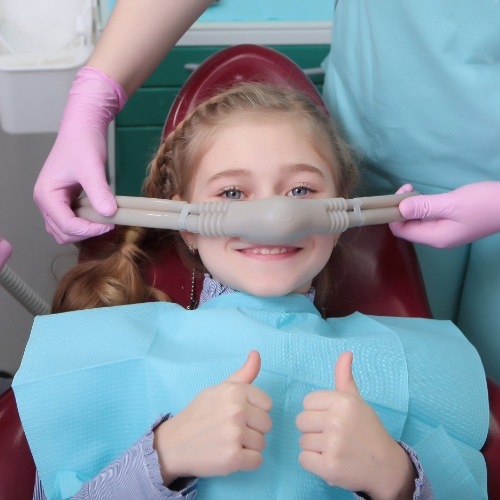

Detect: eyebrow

[282,163,327,179]
[207,168,250,184]
[207,163,327,184]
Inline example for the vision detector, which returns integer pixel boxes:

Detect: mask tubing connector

[350,198,364,227]
[177,204,192,231]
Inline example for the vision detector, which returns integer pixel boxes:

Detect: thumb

[334,351,360,396]
[398,193,451,220]
[80,170,118,217]
[226,350,261,385]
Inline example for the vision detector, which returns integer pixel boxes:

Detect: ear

[172,194,198,250]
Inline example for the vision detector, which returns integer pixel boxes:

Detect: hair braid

[52,226,170,313]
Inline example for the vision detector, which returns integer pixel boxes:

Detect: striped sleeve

[33,416,197,499]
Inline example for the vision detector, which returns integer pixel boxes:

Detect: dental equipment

[75,192,415,245]
[0,238,51,316]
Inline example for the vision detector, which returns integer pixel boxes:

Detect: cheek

[196,238,227,276]
[314,234,337,263]
[307,235,337,278]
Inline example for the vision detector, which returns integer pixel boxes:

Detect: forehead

[195,116,337,176]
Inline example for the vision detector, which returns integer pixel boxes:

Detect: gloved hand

[33,66,128,244]
[390,181,500,248]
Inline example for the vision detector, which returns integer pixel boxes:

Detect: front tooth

[249,247,289,254]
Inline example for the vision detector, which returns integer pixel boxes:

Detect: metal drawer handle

[183,63,200,72]
[302,67,324,77]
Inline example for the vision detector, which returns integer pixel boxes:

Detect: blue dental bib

[13,293,488,499]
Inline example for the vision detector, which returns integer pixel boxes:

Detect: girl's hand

[154,351,272,485]
[296,352,415,500]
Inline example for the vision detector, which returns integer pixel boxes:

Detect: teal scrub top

[324,0,500,195]
[323,1,500,382]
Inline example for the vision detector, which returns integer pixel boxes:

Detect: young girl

[14,83,488,500]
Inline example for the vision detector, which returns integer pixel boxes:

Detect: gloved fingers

[389,219,462,248]
[389,219,435,245]
[34,156,117,244]
[397,192,454,220]
[394,183,414,195]
[44,213,115,244]
[41,199,114,244]
[0,239,12,269]
[78,171,118,218]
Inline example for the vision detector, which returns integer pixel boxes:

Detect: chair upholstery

[1,44,499,499]
[0,387,36,499]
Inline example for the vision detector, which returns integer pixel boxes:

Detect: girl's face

[184,118,339,297]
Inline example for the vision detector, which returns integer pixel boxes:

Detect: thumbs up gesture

[154,351,272,485]
[296,352,415,498]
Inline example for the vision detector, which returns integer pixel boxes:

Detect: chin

[236,281,311,298]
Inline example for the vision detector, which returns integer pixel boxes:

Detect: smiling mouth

[240,246,299,255]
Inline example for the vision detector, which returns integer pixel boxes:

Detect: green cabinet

[114,44,329,196]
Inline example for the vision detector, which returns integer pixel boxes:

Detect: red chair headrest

[163,44,328,138]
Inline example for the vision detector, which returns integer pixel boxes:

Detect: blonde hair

[52,83,359,313]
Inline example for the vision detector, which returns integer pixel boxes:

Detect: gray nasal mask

[75,192,415,245]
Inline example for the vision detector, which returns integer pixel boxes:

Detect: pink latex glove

[390,181,500,248]
[33,66,128,244]
[0,238,12,271]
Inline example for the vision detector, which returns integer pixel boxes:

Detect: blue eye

[289,185,310,197]
[222,188,243,200]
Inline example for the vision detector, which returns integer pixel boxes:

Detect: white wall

[0,129,77,376]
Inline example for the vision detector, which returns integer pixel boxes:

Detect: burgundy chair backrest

[0,387,36,499]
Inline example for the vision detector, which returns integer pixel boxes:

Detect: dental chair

[0,45,498,499]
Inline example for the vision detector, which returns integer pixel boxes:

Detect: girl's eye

[220,187,243,200]
[289,185,311,197]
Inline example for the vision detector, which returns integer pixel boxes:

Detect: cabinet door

[115,127,163,196]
